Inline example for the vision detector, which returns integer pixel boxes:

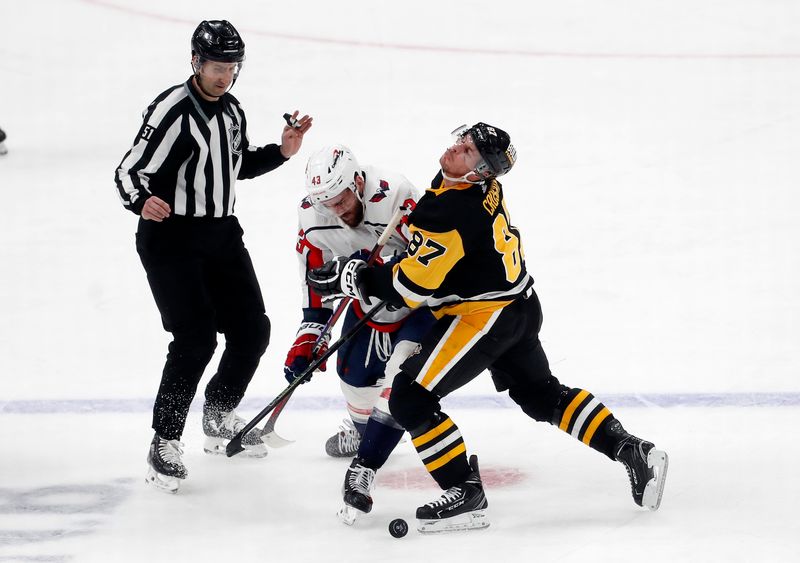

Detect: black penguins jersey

[379,171,533,317]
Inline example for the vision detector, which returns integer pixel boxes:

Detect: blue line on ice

[1,392,798,414]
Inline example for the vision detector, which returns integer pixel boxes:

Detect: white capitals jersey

[295,165,419,328]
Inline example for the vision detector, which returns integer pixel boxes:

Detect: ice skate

[325,418,361,458]
[337,458,376,525]
[145,433,187,494]
[615,435,669,510]
[202,406,268,458]
[416,455,490,534]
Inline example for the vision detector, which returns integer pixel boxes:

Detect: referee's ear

[190,55,202,75]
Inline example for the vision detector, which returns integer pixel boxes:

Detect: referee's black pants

[136,216,270,440]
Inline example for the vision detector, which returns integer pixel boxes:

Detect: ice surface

[1,1,799,561]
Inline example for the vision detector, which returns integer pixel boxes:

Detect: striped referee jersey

[115,77,286,217]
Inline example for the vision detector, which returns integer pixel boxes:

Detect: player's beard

[339,205,364,228]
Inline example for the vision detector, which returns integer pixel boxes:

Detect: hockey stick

[261,206,406,448]
[226,300,389,457]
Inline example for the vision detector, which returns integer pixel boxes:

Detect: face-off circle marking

[378,465,527,490]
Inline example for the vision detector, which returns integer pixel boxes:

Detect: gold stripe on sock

[559,389,590,431]
[412,417,454,448]
[425,442,467,472]
[581,407,611,445]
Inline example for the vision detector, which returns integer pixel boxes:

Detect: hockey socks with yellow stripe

[410,412,470,488]
[409,414,489,533]
[554,388,618,458]
[555,388,668,509]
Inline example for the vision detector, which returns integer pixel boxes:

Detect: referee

[114,20,312,493]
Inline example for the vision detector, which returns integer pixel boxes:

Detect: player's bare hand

[141,196,171,222]
[280,110,313,158]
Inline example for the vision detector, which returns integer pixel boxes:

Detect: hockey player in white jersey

[284,145,434,524]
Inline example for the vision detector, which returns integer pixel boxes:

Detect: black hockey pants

[136,216,270,440]
[389,289,622,488]
[389,289,560,427]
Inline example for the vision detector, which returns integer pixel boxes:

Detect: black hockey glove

[307,256,367,301]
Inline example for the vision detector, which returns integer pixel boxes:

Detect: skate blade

[145,467,180,494]
[642,448,669,511]
[204,436,268,458]
[337,504,367,526]
[417,509,490,534]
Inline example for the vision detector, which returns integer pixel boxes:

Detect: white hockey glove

[306,256,367,302]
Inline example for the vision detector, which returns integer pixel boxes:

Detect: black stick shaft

[261,206,406,436]
[226,301,388,457]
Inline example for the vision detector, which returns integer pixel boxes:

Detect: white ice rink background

[1,0,799,561]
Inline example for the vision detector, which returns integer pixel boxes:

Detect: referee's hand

[141,196,171,222]
[279,110,313,158]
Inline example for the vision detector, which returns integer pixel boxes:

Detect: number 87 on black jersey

[391,173,532,318]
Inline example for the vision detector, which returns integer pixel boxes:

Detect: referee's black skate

[416,455,489,533]
[615,434,669,510]
[337,457,376,525]
[145,433,187,494]
[202,405,268,458]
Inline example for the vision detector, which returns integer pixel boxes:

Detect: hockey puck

[388,518,408,538]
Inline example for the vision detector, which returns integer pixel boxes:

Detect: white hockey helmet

[304,145,364,210]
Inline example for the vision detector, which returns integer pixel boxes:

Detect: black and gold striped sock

[555,389,618,460]
[411,413,470,489]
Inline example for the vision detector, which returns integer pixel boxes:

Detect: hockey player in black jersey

[308,122,668,532]
[115,20,312,493]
